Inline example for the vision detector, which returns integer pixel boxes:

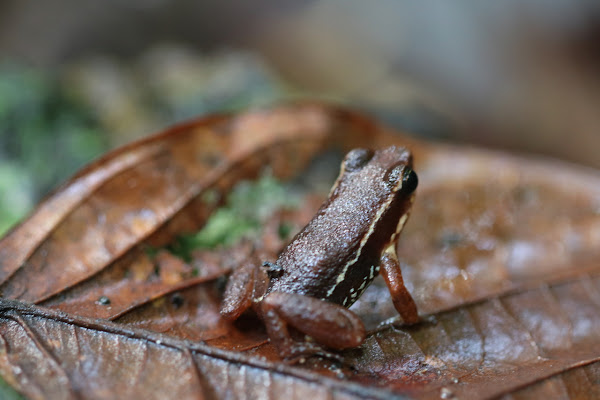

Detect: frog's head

[330,146,418,249]
[333,145,417,199]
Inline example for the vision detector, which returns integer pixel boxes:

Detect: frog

[220,145,419,360]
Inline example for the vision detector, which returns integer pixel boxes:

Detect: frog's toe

[280,342,344,364]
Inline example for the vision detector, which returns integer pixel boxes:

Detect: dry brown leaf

[1,104,599,399]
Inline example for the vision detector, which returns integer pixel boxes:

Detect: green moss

[168,173,299,260]
[0,64,108,235]
[0,164,33,234]
[0,51,288,238]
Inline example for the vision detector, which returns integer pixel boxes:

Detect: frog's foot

[279,341,345,364]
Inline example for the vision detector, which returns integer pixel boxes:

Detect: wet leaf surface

[1,104,599,399]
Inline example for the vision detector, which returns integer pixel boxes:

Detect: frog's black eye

[343,148,374,172]
[402,168,418,193]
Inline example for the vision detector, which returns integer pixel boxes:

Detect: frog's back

[267,174,383,299]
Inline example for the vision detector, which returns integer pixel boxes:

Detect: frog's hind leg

[260,292,365,359]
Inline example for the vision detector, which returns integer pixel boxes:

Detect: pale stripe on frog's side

[325,170,408,300]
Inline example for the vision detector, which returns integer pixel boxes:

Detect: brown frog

[220,146,419,359]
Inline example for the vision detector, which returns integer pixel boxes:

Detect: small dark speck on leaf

[170,293,185,308]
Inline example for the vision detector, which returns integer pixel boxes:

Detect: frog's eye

[402,168,418,193]
[343,148,374,172]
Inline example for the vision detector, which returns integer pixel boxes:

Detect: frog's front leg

[260,292,365,359]
[380,246,419,324]
[220,259,269,320]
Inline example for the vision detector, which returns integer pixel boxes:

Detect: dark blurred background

[1,0,600,234]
